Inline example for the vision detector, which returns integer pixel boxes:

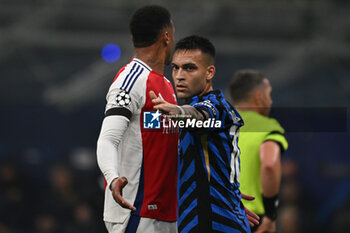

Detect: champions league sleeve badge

[115,90,131,107]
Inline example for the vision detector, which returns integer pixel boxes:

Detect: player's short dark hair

[230,70,266,103]
[174,35,216,64]
[129,5,172,48]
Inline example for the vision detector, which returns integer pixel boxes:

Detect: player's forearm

[260,155,281,221]
[97,139,119,185]
[96,115,129,185]
[181,105,208,120]
[260,159,281,196]
[260,141,282,197]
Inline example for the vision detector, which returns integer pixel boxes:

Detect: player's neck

[199,83,213,96]
[235,102,262,114]
[133,46,166,75]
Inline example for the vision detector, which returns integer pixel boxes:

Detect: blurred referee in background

[230,70,288,233]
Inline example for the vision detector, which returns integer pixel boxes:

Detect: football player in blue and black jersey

[150,35,259,233]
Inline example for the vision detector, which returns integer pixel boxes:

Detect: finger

[113,178,128,195]
[247,216,259,225]
[152,98,165,105]
[246,215,254,227]
[153,104,163,109]
[120,199,136,211]
[241,193,255,201]
[118,177,128,188]
[245,208,260,220]
[149,90,158,100]
[247,214,259,227]
[112,177,136,210]
[245,206,258,217]
[246,207,260,221]
[153,104,170,112]
[114,193,136,211]
[247,214,260,226]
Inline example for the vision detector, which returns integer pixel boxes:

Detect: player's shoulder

[207,89,223,100]
[195,89,226,106]
[267,117,285,134]
[191,90,219,111]
[110,58,151,93]
[263,116,288,150]
[243,111,285,133]
[257,114,284,133]
[252,113,285,134]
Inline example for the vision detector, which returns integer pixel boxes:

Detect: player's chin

[176,91,190,100]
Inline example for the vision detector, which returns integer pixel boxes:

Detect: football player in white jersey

[96,5,178,233]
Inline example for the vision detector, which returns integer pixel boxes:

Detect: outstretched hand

[149,90,180,115]
[241,193,260,227]
[110,177,136,211]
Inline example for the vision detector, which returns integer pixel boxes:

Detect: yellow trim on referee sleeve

[201,135,210,182]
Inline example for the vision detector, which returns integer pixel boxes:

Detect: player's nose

[174,70,185,81]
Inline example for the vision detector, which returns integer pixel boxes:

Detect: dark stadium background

[0,0,349,232]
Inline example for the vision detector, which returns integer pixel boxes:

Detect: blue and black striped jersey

[177,90,251,233]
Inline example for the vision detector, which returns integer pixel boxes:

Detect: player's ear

[161,29,170,45]
[252,89,263,106]
[206,65,215,81]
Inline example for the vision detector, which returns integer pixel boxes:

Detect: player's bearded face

[171,49,210,99]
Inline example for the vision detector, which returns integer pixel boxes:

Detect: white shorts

[105,215,178,233]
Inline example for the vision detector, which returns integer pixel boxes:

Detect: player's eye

[171,64,179,70]
[184,65,197,71]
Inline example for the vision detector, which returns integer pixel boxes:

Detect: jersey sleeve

[96,115,129,187]
[105,68,145,119]
[192,94,235,131]
[263,119,288,152]
[264,132,288,152]
[192,97,221,120]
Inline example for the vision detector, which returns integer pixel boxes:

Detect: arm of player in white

[96,115,129,188]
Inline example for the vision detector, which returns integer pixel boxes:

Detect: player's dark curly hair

[129,5,172,48]
[174,35,216,64]
[230,70,266,103]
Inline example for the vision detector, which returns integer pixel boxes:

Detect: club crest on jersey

[143,110,161,129]
[115,90,131,107]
